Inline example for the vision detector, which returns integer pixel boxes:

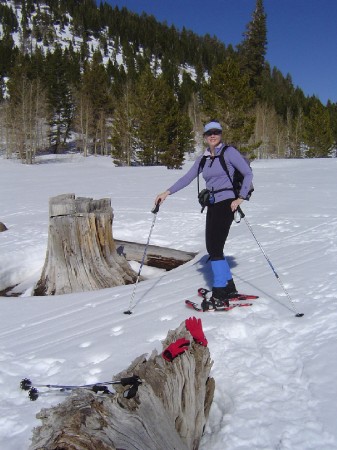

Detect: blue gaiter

[211,259,232,287]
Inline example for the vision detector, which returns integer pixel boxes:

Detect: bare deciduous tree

[4,76,48,163]
[254,102,287,158]
[73,89,94,157]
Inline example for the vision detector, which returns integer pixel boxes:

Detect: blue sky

[106,0,337,105]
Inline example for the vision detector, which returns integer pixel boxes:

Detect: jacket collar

[203,142,224,157]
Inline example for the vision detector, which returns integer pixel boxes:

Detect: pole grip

[120,376,141,386]
[151,199,161,214]
[238,206,245,218]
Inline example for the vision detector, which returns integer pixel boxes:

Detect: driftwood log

[115,239,196,270]
[33,194,137,296]
[30,319,215,450]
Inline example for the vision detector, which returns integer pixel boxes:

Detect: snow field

[1,155,337,449]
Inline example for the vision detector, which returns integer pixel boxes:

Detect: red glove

[185,317,208,347]
[162,338,190,362]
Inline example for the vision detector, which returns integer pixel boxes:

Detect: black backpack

[197,145,254,202]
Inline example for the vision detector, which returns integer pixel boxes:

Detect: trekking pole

[124,201,161,315]
[238,207,304,318]
[20,376,141,391]
[20,376,142,401]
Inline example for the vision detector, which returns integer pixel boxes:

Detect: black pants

[205,199,235,260]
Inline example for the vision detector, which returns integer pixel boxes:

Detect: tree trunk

[29,320,215,450]
[33,194,137,296]
[115,239,196,270]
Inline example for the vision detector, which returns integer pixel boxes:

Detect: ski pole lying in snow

[20,376,142,401]
[124,201,161,315]
[237,207,304,318]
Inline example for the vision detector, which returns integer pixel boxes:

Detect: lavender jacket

[168,144,253,203]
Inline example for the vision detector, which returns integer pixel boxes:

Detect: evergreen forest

[0,0,336,166]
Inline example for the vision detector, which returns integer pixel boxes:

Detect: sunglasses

[204,129,222,137]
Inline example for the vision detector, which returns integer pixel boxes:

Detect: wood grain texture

[34,194,137,295]
[30,320,214,450]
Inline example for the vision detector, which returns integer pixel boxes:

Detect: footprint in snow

[89,353,111,364]
[79,342,91,348]
[110,326,123,336]
[160,315,173,321]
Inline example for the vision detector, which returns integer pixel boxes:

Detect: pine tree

[327,101,337,150]
[178,71,198,114]
[0,2,19,34]
[304,99,333,157]
[133,67,193,167]
[0,34,18,77]
[79,51,112,155]
[133,68,169,165]
[202,57,255,149]
[160,111,194,169]
[238,0,267,93]
[44,47,74,153]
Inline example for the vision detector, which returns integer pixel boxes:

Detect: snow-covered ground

[1,153,337,450]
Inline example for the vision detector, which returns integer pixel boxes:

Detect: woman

[155,120,253,310]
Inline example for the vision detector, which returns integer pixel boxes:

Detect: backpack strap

[197,155,207,195]
[218,145,239,196]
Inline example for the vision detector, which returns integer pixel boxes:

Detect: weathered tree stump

[33,194,137,296]
[30,319,215,450]
[0,222,8,232]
